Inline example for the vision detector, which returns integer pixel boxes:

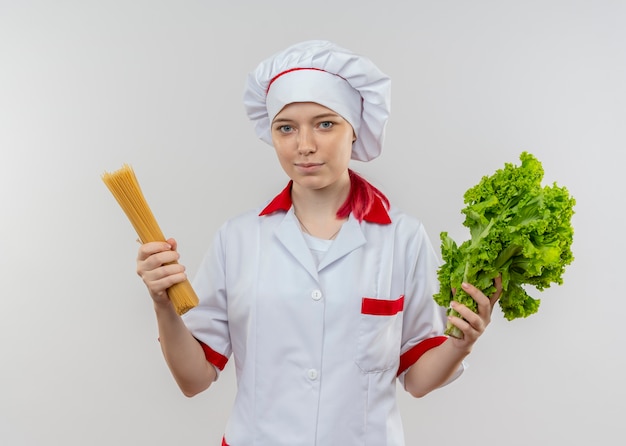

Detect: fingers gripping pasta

[102,164,199,315]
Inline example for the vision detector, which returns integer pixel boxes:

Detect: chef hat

[243,40,391,162]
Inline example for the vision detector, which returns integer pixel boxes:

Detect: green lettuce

[433,152,575,338]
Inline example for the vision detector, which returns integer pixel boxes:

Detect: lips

[294,162,324,174]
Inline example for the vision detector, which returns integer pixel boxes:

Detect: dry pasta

[102,164,199,315]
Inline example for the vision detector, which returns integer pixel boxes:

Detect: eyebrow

[272,112,341,124]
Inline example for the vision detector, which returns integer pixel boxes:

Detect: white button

[311,289,323,301]
[307,369,319,380]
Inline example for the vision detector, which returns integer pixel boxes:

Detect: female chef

[136,40,502,445]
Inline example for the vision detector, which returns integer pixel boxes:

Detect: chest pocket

[355,295,404,373]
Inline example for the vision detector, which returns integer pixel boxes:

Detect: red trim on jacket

[196,339,229,371]
[259,182,294,216]
[361,295,405,316]
[397,336,448,377]
[222,437,229,446]
[259,180,392,224]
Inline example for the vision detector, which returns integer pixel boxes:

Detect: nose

[297,128,316,155]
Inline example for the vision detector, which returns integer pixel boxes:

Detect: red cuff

[196,339,229,371]
[397,336,447,376]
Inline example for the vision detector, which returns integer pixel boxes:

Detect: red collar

[259,181,392,224]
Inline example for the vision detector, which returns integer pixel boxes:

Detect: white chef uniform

[182,181,459,446]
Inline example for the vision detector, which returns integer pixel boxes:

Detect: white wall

[1,1,624,445]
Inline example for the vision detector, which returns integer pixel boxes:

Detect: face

[271,102,355,193]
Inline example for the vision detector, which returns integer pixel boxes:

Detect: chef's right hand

[136,238,187,305]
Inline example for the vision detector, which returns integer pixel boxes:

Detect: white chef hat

[243,40,391,162]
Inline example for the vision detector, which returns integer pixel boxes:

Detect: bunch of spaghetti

[102,164,199,315]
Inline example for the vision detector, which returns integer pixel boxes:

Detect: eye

[277,124,294,134]
[319,121,334,129]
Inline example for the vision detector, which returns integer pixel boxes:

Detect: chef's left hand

[447,276,502,349]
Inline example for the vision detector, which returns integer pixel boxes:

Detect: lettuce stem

[445,308,464,339]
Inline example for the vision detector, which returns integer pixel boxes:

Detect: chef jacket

[182,183,460,445]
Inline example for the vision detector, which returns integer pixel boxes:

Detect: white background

[1,1,624,445]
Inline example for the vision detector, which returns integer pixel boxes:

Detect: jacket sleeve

[181,224,231,375]
[396,218,465,387]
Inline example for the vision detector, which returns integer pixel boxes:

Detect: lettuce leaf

[433,152,576,337]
